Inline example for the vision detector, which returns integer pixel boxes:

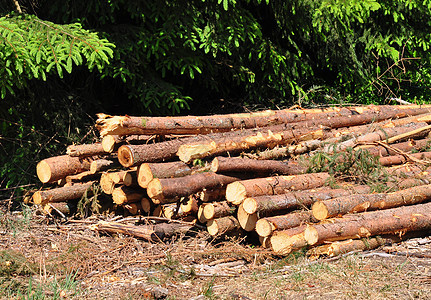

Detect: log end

[237,205,258,232]
[312,201,329,221]
[242,197,257,214]
[147,178,164,203]
[206,219,220,236]
[36,160,52,183]
[102,135,118,153]
[226,181,247,205]
[203,203,215,220]
[140,197,152,213]
[255,219,274,237]
[32,191,43,205]
[112,187,127,205]
[270,232,293,256]
[210,157,220,173]
[137,163,153,188]
[303,226,319,246]
[118,145,135,167]
[198,205,208,223]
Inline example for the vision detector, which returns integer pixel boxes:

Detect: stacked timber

[33,105,431,253]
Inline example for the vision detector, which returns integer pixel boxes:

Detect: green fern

[0,14,115,98]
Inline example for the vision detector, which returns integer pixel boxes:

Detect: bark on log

[255,212,318,238]
[198,205,208,223]
[65,170,100,184]
[112,186,146,205]
[203,201,234,220]
[66,143,107,157]
[101,134,153,153]
[90,159,117,174]
[387,124,431,144]
[33,182,94,205]
[137,161,194,188]
[379,152,431,166]
[269,225,308,255]
[36,155,94,183]
[210,156,306,175]
[225,173,331,205]
[147,172,241,204]
[304,201,431,247]
[312,184,431,220]
[206,216,240,236]
[199,188,226,202]
[241,185,372,215]
[124,202,143,215]
[306,237,387,258]
[180,196,199,214]
[358,138,430,157]
[43,202,72,215]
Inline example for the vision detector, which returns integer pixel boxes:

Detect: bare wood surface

[36,155,95,183]
[312,184,431,220]
[203,201,234,220]
[237,204,258,231]
[90,159,117,174]
[255,212,317,237]
[112,186,146,205]
[269,225,308,255]
[387,124,431,144]
[33,182,94,205]
[225,173,331,205]
[207,216,240,236]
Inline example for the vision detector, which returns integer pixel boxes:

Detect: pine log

[207,216,240,236]
[95,107,360,137]
[255,212,317,238]
[312,184,431,220]
[210,156,306,175]
[225,173,331,205]
[65,170,100,184]
[177,106,431,163]
[306,237,387,258]
[123,171,138,187]
[203,201,234,220]
[198,205,208,223]
[96,105,431,136]
[90,159,117,174]
[33,182,94,205]
[36,155,95,183]
[304,201,431,247]
[161,203,181,219]
[101,134,153,153]
[137,161,194,188]
[379,152,431,166]
[112,186,145,205]
[90,221,161,241]
[180,196,199,215]
[124,202,143,215]
[269,225,308,255]
[66,143,107,157]
[147,172,241,204]
[358,138,430,156]
[100,172,116,194]
[199,188,226,202]
[387,124,431,144]
[241,185,372,215]
[141,197,152,214]
[237,204,258,231]
[43,202,72,215]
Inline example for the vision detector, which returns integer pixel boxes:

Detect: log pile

[33,105,431,255]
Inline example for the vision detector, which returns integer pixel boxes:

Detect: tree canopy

[1,0,431,194]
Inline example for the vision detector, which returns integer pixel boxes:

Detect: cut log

[36,155,95,183]
[101,134,153,153]
[147,172,241,204]
[379,152,431,166]
[358,138,430,157]
[269,225,308,255]
[123,171,138,187]
[198,205,208,223]
[43,202,72,215]
[203,201,234,220]
[237,204,258,231]
[206,216,240,236]
[90,159,117,174]
[199,188,226,202]
[180,196,199,215]
[306,237,387,258]
[90,221,161,241]
[255,212,317,238]
[65,170,100,184]
[100,172,115,194]
[387,124,431,144]
[137,161,193,188]
[33,182,94,205]
[141,197,152,214]
[210,156,306,175]
[124,202,143,215]
[161,203,180,219]
[304,201,431,247]
[225,173,331,205]
[241,185,372,215]
[312,184,431,220]
[112,186,146,205]
[95,107,361,137]
[66,143,107,157]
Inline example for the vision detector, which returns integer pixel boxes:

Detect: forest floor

[1,205,431,300]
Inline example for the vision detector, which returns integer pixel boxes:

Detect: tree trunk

[33,182,94,205]
[387,124,431,144]
[90,159,118,174]
[359,138,430,157]
[379,152,431,166]
[269,225,308,255]
[43,202,72,215]
[65,170,100,184]
[241,185,372,215]
[147,172,241,204]
[206,216,240,236]
[210,156,306,175]
[203,201,234,220]
[101,134,153,152]
[90,221,162,241]
[112,186,146,205]
[304,201,431,247]
[180,196,199,214]
[312,184,431,220]
[36,155,95,183]
[225,172,331,205]
[66,143,107,157]
[306,237,387,258]
[255,212,317,237]
[137,161,194,188]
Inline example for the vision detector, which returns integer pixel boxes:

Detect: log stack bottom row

[32,104,431,257]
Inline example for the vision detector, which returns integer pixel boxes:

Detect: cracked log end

[118,145,134,167]
[226,181,247,205]
[255,219,275,237]
[312,201,329,220]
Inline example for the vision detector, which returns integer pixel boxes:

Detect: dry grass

[1,206,430,299]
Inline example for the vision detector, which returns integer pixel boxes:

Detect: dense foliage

[1,0,431,198]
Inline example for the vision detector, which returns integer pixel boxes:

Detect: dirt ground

[1,206,431,299]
